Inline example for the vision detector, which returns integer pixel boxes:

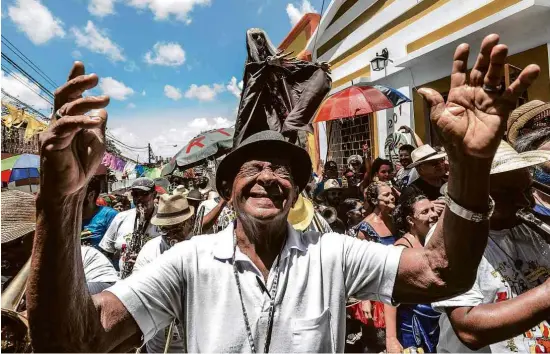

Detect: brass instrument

[317,205,337,224]
[121,204,147,279]
[1,258,32,353]
[516,209,550,238]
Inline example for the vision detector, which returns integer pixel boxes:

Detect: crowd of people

[1,34,550,354]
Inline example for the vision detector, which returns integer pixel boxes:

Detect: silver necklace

[232,231,286,353]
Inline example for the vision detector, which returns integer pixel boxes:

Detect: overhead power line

[1,89,50,121]
[106,133,149,151]
[1,67,53,106]
[2,52,55,99]
[1,35,58,89]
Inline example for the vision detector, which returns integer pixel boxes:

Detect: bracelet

[444,192,494,222]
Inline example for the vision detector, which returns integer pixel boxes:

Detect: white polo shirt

[99,208,160,270]
[107,222,403,352]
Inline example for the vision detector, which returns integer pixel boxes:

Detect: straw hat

[151,193,195,226]
[408,145,447,168]
[507,100,550,145]
[173,185,189,197]
[1,190,36,244]
[288,194,314,231]
[490,140,550,175]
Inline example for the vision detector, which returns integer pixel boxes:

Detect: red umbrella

[313,84,410,123]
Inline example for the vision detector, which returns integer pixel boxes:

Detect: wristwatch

[445,192,495,222]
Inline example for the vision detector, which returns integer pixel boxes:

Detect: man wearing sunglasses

[400,145,448,215]
[133,192,195,353]
[99,178,160,271]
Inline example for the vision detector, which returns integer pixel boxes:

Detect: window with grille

[326,114,374,171]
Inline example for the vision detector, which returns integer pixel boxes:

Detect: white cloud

[126,0,211,23]
[226,76,243,98]
[124,60,139,72]
[144,42,185,67]
[8,0,65,45]
[127,103,136,109]
[98,77,134,100]
[107,126,144,161]
[184,83,224,102]
[286,0,315,26]
[164,85,182,101]
[142,90,146,96]
[88,0,116,17]
[1,71,52,111]
[71,21,125,62]
[71,50,82,59]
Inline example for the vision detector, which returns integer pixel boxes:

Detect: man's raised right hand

[39,62,110,198]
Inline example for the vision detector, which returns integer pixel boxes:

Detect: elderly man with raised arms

[27,34,541,352]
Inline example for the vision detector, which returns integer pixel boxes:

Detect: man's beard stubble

[233,198,291,249]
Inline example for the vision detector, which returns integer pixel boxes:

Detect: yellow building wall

[283,31,309,57]
[413,45,550,143]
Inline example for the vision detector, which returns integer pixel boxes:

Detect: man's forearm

[27,194,102,351]
[448,281,550,350]
[428,158,492,293]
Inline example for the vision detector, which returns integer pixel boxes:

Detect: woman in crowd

[367,158,394,184]
[385,194,441,353]
[348,181,397,339]
[356,181,396,244]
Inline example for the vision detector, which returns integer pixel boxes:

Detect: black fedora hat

[216,130,312,200]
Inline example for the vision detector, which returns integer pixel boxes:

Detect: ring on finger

[482,83,503,93]
[54,109,64,119]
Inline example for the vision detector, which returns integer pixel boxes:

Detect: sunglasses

[425,159,445,167]
[158,223,186,233]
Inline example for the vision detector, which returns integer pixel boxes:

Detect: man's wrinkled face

[399,150,412,168]
[158,218,194,246]
[417,158,446,179]
[326,189,342,206]
[131,189,155,211]
[490,168,534,226]
[232,157,296,221]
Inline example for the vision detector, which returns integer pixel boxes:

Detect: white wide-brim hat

[490,140,550,175]
[408,144,447,168]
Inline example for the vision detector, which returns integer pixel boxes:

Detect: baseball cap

[131,177,155,192]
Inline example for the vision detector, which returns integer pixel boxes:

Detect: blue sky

[2,0,324,160]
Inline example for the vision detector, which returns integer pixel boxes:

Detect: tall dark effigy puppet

[233,28,332,146]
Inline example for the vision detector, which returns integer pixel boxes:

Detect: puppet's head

[246,28,278,63]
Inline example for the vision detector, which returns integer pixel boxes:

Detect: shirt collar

[212,222,307,261]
